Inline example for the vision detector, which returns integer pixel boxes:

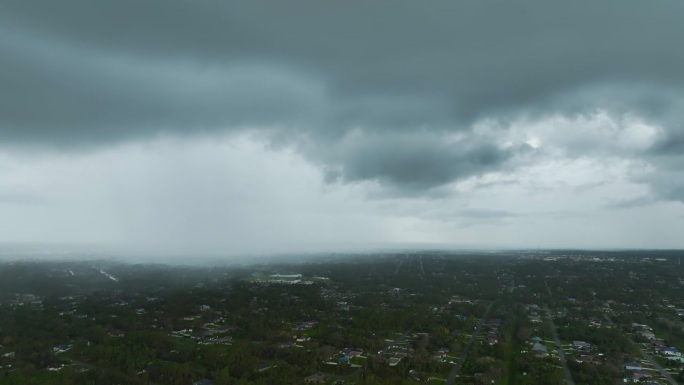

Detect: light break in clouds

[1,0,684,255]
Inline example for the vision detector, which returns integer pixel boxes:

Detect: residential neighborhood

[0,251,683,384]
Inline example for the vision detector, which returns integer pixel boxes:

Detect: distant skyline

[2,1,684,256]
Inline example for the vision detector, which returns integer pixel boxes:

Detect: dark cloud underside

[1,0,684,195]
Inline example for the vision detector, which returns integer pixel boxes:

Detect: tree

[516,326,532,343]
[215,367,232,385]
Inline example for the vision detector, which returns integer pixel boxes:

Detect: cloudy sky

[1,0,684,256]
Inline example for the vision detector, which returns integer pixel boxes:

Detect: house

[624,362,642,371]
[408,370,422,381]
[343,348,363,358]
[53,344,72,354]
[532,342,548,357]
[573,341,591,349]
[631,370,652,382]
[577,354,593,363]
[296,321,317,330]
[662,347,680,356]
[638,330,656,340]
[632,323,652,331]
[433,348,448,361]
[588,317,602,327]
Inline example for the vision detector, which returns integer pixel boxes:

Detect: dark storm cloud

[642,121,684,203]
[650,128,684,156]
[2,0,684,193]
[313,132,528,192]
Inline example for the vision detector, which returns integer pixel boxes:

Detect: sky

[1,0,684,256]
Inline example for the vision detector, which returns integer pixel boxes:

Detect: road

[62,356,160,385]
[545,305,575,385]
[640,348,680,385]
[445,302,493,385]
[394,257,404,274]
[598,304,678,385]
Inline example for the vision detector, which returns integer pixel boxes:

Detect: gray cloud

[0,193,47,205]
[645,172,684,203]
[2,0,684,195]
[450,208,521,228]
[456,209,519,219]
[606,196,656,210]
[309,132,529,193]
[650,128,684,156]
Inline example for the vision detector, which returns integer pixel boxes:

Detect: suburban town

[0,250,683,385]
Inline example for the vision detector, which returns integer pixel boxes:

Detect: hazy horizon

[0,241,681,261]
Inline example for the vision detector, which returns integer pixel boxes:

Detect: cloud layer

[1,1,683,251]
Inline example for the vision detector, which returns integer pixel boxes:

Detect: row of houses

[633,323,682,358]
[484,319,503,346]
[527,303,543,324]
[623,361,659,384]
